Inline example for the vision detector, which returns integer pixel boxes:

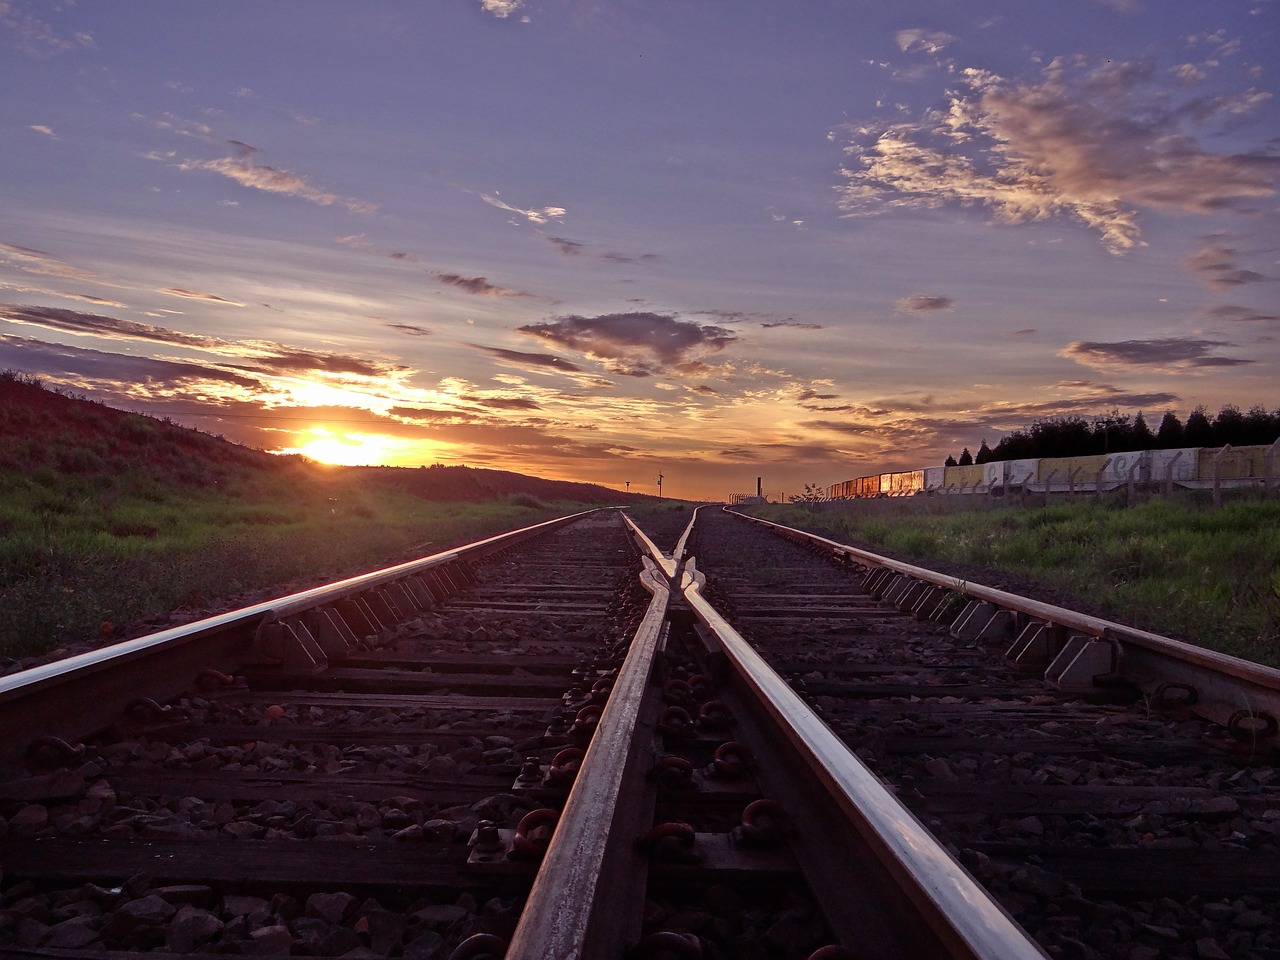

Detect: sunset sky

[2,1,1277,501]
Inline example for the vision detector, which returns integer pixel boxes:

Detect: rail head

[0,508,603,705]
[505,553,672,959]
[729,508,1280,693]
[679,560,1049,959]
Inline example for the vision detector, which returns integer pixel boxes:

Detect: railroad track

[0,505,1276,957]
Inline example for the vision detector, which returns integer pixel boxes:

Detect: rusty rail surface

[0,509,603,761]
[731,508,1280,730]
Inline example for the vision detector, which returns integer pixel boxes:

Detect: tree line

[946,404,1280,467]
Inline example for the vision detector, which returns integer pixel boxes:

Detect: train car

[942,463,985,490]
[1197,443,1274,480]
[828,441,1272,503]
[854,474,882,497]
[982,459,1039,489]
[884,469,925,496]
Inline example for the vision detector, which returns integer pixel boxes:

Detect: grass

[0,372,647,660]
[754,492,1280,666]
[0,472,593,660]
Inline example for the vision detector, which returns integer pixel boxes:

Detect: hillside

[0,372,636,505]
[0,372,651,659]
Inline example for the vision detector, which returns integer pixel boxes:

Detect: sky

[2,1,1277,502]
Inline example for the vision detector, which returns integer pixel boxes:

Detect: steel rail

[505,551,671,959]
[0,509,601,759]
[679,556,1049,959]
[731,509,1280,727]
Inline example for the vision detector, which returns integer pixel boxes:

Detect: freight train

[826,443,1279,500]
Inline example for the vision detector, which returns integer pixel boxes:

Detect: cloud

[760,319,824,330]
[547,237,584,256]
[1183,243,1271,289]
[516,312,738,377]
[1204,304,1278,323]
[895,295,954,313]
[544,234,657,264]
[0,242,107,283]
[386,322,432,336]
[480,0,524,18]
[28,124,56,139]
[431,271,527,297]
[0,333,263,393]
[1060,336,1254,371]
[473,396,541,410]
[174,146,376,213]
[2,303,222,348]
[836,57,1280,253]
[1,303,409,380]
[0,1,93,57]
[895,29,955,55]
[480,192,564,225]
[472,344,584,374]
[160,287,246,306]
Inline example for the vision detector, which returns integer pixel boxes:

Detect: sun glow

[286,427,413,467]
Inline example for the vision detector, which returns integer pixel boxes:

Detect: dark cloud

[895,295,953,313]
[387,405,479,424]
[761,319,824,330]
[2,303,221,348]
[516,312,737,376]
[473,396,541,410]
[232,347,406,379]
[1061,337,1253,370]
[0,333,262,392]
[1183,244,1271,290]
[472,344,584,373]
[386,322,432,336]
[1012,328,1038,336]
[431,272,526,297]
[1204,305,1278,324]
[601,251,659,265]
[547,236,584,256]
[2,303,407,380]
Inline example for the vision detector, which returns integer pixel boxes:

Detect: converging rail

[732,508,1280,735]
[8,503,1274,957]
[0,510,597,762]
[696,506,1280,958]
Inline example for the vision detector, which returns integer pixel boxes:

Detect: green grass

[755,493,1280,666]
[0,468,594,659]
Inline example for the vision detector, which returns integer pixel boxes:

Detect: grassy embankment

[0,373,642,660]
[754,494,1280,666]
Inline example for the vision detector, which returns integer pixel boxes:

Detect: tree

[957,447,973,466]
[1185,405,1213,446]
[1131,411,1155,450]
[1242,404,1280,445]
[1212,404,1246,446]
[975,439,994,463]
[944,454,957,467]
[1155,410,1183,448]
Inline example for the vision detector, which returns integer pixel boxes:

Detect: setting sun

[287,428,411,467]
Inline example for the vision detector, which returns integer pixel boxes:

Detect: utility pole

[657,473,664,498]
[624,481,630,493]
